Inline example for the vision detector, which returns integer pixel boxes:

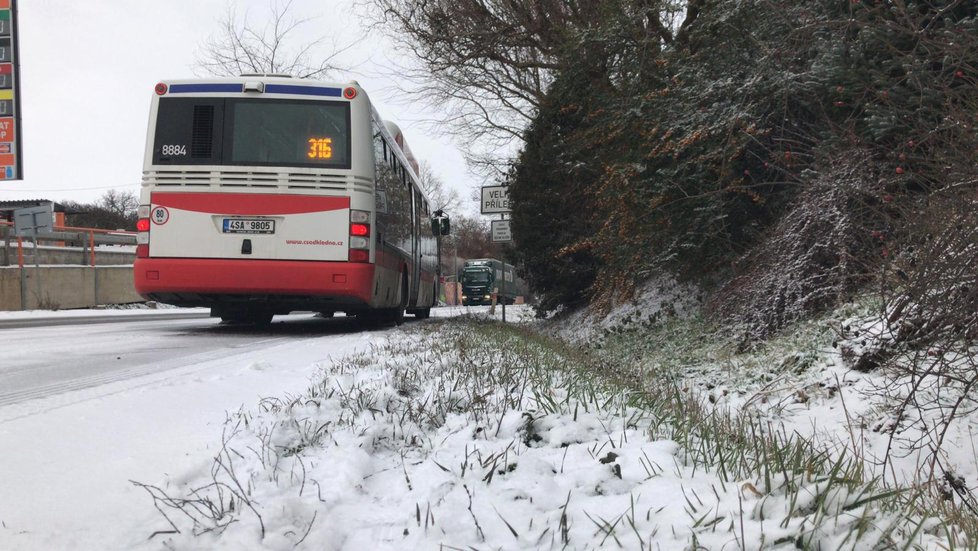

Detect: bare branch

[195,1,359,78]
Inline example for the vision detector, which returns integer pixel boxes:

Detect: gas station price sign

[0,0,21,180]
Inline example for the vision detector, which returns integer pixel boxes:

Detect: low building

[0,199,67,228]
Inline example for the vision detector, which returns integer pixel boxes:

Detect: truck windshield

[462,270,491,284]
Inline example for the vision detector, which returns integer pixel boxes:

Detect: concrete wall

[0,266,142,310]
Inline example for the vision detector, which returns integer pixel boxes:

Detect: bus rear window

[152,97,351,169]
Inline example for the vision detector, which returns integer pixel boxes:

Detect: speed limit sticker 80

[151,206,170,225]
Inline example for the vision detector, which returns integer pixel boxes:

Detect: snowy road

[0,312,370,408]
[0,308,405,550]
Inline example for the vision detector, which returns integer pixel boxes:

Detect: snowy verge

[135,318,951,550]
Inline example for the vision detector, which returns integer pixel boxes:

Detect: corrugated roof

[0,200,66,212]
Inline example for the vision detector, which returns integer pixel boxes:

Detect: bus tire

[409,283,435,319]
[250,312,274,327]
[390,272,407,325]
[218,310,272,327]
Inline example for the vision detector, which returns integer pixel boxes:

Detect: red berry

[956,70,965,78]
[895,167,904,174]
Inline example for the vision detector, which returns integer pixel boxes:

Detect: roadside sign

[481,185,511,214]
[13,204,53,236]
[491,219,512,243]
[0,0,19,180]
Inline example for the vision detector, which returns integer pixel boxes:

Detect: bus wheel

[388,306,405,325]
[387,272,407,325]
[217,310,272,327]
[250,312,273,327]
[412,282,435,319]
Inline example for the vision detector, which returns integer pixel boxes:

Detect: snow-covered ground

[0,301,965,550]
[0,313,384,550]
[0,305,525,550]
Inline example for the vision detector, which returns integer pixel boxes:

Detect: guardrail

[1,221,136,267]
[0,221,140,310]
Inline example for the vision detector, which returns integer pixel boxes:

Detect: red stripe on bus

[151,193,351,215]
[134,258,374,303]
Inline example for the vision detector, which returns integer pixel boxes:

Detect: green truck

[460,258,527,306]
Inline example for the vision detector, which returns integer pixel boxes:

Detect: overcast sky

[0,0,477,211]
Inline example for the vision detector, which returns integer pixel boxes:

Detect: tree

[98,189,138,220]
[416,161,461,214]
[196,0,356,78]
[369,0,703,174]
[63,189,139,230]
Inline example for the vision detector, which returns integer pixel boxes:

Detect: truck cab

[460,263,495,305]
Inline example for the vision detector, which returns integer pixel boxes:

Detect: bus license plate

[222,218,275,234]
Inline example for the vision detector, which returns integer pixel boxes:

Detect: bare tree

[417,161,461,213]
[196,0,357,78]
[98,189,138,220]
[366,0,702,175]
[444,214,497,264]
[62,189,139,230]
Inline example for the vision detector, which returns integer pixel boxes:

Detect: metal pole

[2,225,9,266]
[501,213,506,323]
[31,234,41,308]
[88,230,96,266]
[90,231,98,306]
[17,235,25,310]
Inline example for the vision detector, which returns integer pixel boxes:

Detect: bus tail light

[349,249,369,263]
[137,205,151,257]
[349,209,370,262]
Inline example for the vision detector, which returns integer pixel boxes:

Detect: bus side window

[372,129,385,168]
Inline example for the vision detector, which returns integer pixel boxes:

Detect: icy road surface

[0,311,370,408]
[0,308,457,550]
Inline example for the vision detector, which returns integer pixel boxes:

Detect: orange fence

[0,220,136,268]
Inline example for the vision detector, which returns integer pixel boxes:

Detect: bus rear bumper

[133,258,375,309]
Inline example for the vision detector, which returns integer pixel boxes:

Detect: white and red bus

[133,76,443,325]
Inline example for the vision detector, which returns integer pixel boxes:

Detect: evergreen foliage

[509,69,603,312]
[506,0,978,333]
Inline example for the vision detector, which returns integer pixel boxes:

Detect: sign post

[0,0,21,180]
[13,204,52,309]
[482,186,513,322]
